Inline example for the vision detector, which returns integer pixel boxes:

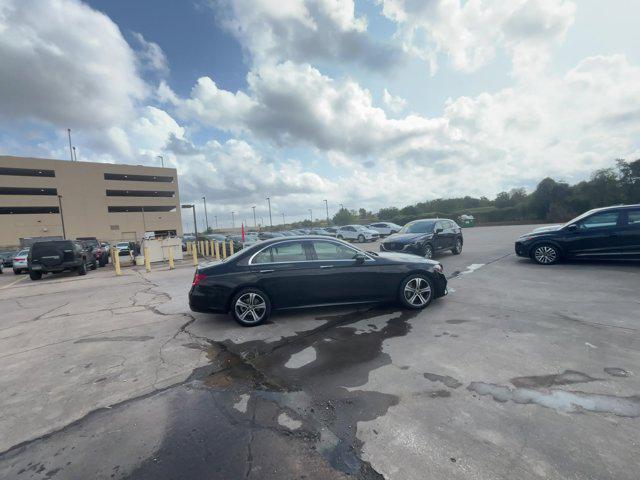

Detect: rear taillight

[192,273,207,286]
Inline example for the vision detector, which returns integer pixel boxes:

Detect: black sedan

[380,219,463,259]
[516,204,640,264]
[189,236,447,326]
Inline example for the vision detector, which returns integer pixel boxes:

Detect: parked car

[515,204,640,264]
[27,240,96,280]
[309,228,332,236]
[367,222,402,236]
[278,231,296,236]
[189,236,447,326]
[0,259,3,274]
[1,250,18,268]
[324,227,338,237]
[258,231,284,240]
[77,237,108,266]
[204,234,227,242]
[336,225,379,243]
[380,219,463,259]
[12,249,30,274]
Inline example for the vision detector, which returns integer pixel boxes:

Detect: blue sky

[2,0,640,229]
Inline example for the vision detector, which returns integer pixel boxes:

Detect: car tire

[90,259,98,270]
[337,235,344,240]
[29,270,42,281]
[532,243,560,265]
[230,288,271,327]
[78,261,87,276]
[422,244,434,259]
[13,268,20,275]
[398,274,434,310]
[451,238,463,255]
[358,234,365,243]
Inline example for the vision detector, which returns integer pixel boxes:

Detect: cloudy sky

[1,0,640,229]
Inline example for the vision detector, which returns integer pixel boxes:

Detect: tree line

[322,159,639,227]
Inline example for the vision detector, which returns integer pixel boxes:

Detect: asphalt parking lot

[1,225,639,480]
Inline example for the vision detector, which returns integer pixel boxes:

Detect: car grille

[384,242,402,251]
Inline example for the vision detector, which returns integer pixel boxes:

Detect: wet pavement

[1,225,639,479]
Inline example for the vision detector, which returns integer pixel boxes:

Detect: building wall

[0,156,183,248]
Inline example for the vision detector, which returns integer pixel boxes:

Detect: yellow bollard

[222,241,227,259]
[214,241,220,260]
[113,248,122,276]
[192,241,198,266]
[229,241,235,255]
[199,241,204,255]
[168,245,175,270]
[205,240,210,257]
[186,242,191,255]
[144,247,151,272]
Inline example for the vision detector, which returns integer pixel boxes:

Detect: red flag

[241,223,245,242]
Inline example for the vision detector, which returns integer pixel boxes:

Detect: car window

[252,241,307,264]
[627,210,640,226]
[577,211,620,229]
[311,241,357,260]
[399,221,435,234]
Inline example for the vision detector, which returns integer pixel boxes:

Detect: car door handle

[320,265,334,269]
[259,269,274,273]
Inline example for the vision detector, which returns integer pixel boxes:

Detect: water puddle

[468,382,640,417]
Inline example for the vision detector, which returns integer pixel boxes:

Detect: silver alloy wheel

[455,239,462,252]
[534,245,557,264]
[235,292,267,324]
[404,277,432,307]
[423,245,433,259]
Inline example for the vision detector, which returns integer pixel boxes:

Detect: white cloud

[383,88,407,114]
[377,0,576,76]
[132,32,168,75]
[0,0,147,128]
[213,0,403,71]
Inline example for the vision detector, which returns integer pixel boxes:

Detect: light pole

[181,204,197,240]
[157,155,164,168]
[214,215,218,229]
[308,208,313,222]
[202,196,209,231]
[324,199,329,222]
[72,146,78,162]
[231,211,235,228]
[67,129,73,162]
[282,212,285,225]
[266,197,273,228]
[141,206,147,232]
[260,216,264,226]
[57,195,66,239]
[252,206,257,228]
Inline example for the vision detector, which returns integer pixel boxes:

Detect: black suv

[28,240,97,280]
[380,218,463,259]
[515,204,640,264]
[77,237,108,266]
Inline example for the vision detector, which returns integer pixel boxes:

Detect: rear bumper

[188,287,227,314]
[30,261,81,272]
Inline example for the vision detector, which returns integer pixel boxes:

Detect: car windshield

[17,250,29,257]
[399,221,435,234]
[562,208,601,227]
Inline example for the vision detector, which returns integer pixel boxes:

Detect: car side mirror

[566,224,578,231]
[435,227,443,234]
[354,252,366,264]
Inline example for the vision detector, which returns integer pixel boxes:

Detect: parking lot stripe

[0,275,28,290]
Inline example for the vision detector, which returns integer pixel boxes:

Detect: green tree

[332,208,358,225]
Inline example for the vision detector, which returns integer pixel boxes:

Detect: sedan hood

[383,233,428,244]
[531,224,563,233]
[376,251,438,266]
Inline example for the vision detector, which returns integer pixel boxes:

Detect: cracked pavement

[0,225,639,479]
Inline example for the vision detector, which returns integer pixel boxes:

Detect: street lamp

[324,199,329,222]
[181,204,197,240]
[72,146,78,162]
[231,211,235,228]
[308,208,313,222]
[252,206,257,227]
[57,195,66,239]
[67,128,73,162]
[266,197,273,228]
[157,155,164,168]
[202,196,209,231]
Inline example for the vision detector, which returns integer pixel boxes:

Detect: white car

[336,225,379,243]
[12,249,29,274]
[367,222,402,236]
